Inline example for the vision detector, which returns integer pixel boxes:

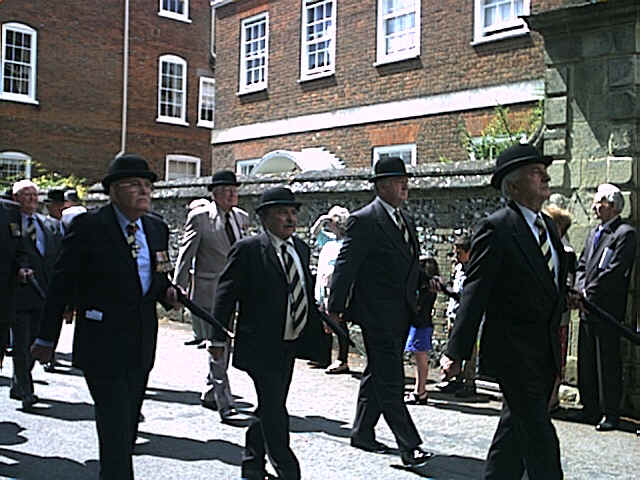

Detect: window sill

[471,29,529,46]
[197,121,214,129]
[298,71,335,83]
[158,11,192,23]
[156,117,189,127]
[237,86,267,96]
[373,52,420,67]
[0,94,39,105]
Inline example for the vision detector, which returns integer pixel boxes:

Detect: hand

[63,308,75,324]
[567,290,587,313]
[17,268,33,283]
[328,312,344,324]
[164,287,182,309]
[440,354,461,380]
[30,343,54,364]
[427,277,442,293]
[322,321,332,335]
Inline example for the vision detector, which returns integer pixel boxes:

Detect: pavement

[0,319,638,480]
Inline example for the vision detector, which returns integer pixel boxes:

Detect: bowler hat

[101,153,158,191]
[490,143,550,189]
[208,170,240,191]
[369,157,411,182]
[255,187,301,212]
[64,189,81,203]
[45,189,65,203]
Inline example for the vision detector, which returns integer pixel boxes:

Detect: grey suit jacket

[575,216,637,323]
[173,202,249,312]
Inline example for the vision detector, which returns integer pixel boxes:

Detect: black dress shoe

[401,447,435,467]
[436,380,462,394]
[22,395,39,410]
[200,398,218,410]
[595,415,618,432]
[184,338,204,346]
[350,438,392,454]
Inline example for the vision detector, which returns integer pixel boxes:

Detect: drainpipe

[117,0,130,157]
[210,0,235,65]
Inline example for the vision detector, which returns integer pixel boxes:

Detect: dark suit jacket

[15,213,62,312]
[213,232,325,372]
[446,201,569,379]
[39,204,171,376]
[575,216,637,323]
[328,197,421,335]
[0,203,28,343]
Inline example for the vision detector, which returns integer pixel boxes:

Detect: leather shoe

[22,395,39,410]
[184,338,204,346]
[595,415,618,432]
[350,438,392,454]
[401,447,434,467]
[200,398,218,410]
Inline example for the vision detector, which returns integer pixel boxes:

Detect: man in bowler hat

[441,144,568,479]
[214,186,325,480]
[173,169,249,420]
[32,153,179,480]
[328,157,434,467]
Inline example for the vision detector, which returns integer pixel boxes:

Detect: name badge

[155,250,173,273]
[9,222,21,238]
[85,309,103,321]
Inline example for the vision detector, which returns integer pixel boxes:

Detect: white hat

[12,179,38,195]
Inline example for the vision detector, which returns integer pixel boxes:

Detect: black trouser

[352,329,421,452]
[484,368,562,480]
[243,355,300,480]
[10,309,41,399]
[85,367,149,480]
[577,320,622,418]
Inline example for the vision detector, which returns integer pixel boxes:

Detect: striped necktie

[126,222,140,260]
[281,243,308,339]
[25,216,37,245]
[224,211,236,245]
[394,209,413,253]
[534,217,555,278]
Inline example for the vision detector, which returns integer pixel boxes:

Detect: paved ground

[0,319,638,480]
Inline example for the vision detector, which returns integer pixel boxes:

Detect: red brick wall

[0,0,213,183]
[214,0,545,129]
[212,103,535,170]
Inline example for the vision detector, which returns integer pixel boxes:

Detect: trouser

[336,327,350,363]
[461,342,478,385]
[352,329,421,452]
[577,320,622,417]
[85,367,149,480]
[484,369,562,480]
[191,313,213,341]
[202,341,234,412]
[10,309,40,399]
[242,355,300,480]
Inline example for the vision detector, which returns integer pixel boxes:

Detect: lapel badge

[154,250,173,272]
[9,222,21,238]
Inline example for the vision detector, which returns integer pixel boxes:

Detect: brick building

[0,0,214,185]
[210,0,565,175]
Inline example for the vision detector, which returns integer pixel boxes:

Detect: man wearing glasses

[32,153,180,480]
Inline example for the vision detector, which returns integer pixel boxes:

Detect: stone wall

[528,0,640,415]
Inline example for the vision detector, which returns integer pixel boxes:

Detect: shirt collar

[600,214,619,231]
[377,196,398,216]
[514,201,540,227]
[266,229,293,251]
[112,204,142,232]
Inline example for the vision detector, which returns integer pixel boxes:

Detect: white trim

[473,0,530,44]
[165,154,201,181]
[373,144,416,167]
[300,0,336,81]
[0,151,32,179]
[376,0,420,65]
[158,0,191,23]
[197,77,215,128]
[212,79,543,145]
[157,54,188,125]
[239,12,269,95]
[1,23,37,103]
[236,158,260,175]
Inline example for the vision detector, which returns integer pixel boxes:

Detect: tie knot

[535,217,546,232]
[126,222,138,235]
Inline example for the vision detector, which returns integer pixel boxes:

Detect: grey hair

[500,167,525,200]
[595,183,624,212]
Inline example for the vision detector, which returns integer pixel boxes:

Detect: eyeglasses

[116,179,154,191]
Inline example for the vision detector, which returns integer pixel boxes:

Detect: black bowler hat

[490,143,551,189]
[45,189,65,203]
[255,187,301,212]
[101,153,158,191]
[369,157,411,182]
[208,170,240,191]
